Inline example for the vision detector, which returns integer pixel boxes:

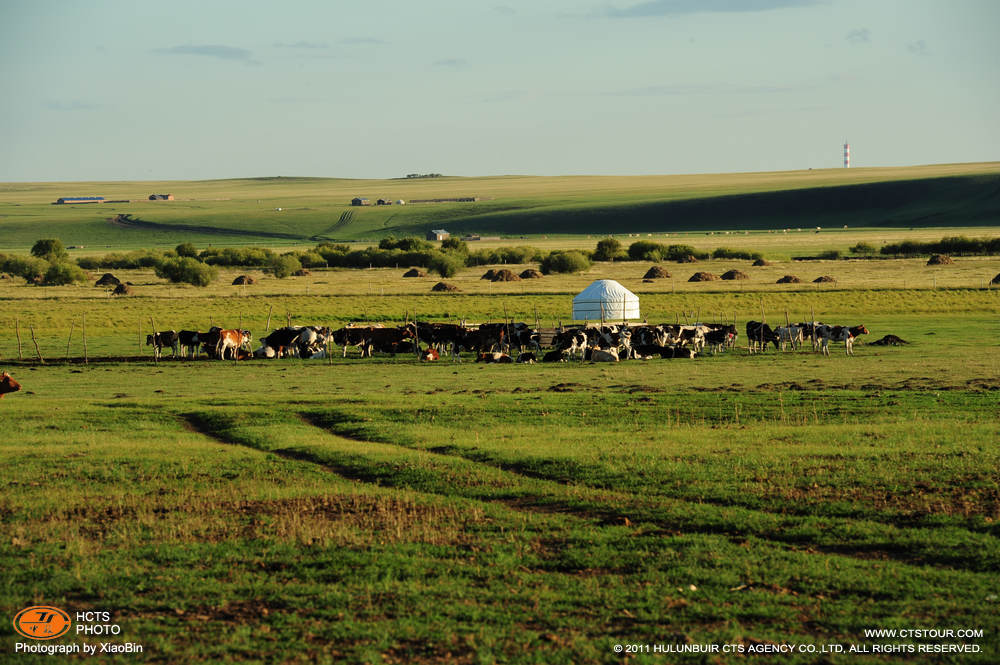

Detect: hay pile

[292,268,311,276]
[431,281,460,292]
[927,254,954,265]
[688,272,719,282]
[480,269,498,280]
[813,275,836,283]
[112,283,133,296]
[991,273,1000,285]
[720,270,748,281]
[491,269,521,282]
[519,269,543,279]
[643,266,671,279]
[677,254,699,263]
[95,273,121,287]
[776,275,801,284]
[232,275,256,285]
[403,268,428,278]
[752,259,771,266]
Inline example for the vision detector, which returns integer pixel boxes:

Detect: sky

[1,0,998,181]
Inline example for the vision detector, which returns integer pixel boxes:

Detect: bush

[627,241,664,262]
[441,237,469,255]
[379,236,434,252]
[712,247,763,261]
[818,249,841,260]
[594,237,626,262]
[297,251,327,268]
[429,252,465,278]
[176,242,199,258]
[540,251,591,274]
[269,254,302,279]
[155,257,217,286]
[200,247,276,267]
[850,242,876,255]
[31,238,68,262]
[42,261,88,286]
[1,255,50,282]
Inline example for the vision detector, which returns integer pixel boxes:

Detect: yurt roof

[572,279,640,321]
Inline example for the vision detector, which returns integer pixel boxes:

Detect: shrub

[440,237,469,255]
[850,242,876,255]
[540,251,591,274]
[1,255,49,282]
[269,254,302,279]
[176,242,199,258]
[627,241,664,262]
[594,237,626,262]
[818,250,841,260]
[200,247,276,267]
[297,251,327,268]
[31,238,68,262]
[379,236,434,252]
[42,261,88,286]
[712,247,763,261]
[429,251,464,278]
[155,257,217,286]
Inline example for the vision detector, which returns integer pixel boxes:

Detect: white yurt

[572,279,640,321]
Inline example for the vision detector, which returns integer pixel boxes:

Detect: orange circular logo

[13,606,72,640]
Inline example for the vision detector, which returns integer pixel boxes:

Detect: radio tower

[843,141,850,168]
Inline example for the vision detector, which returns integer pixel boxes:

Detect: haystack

[720,270,748,281]
[232,275,256,285]
[991,273,1000,285]
[643,266,671,279]
[677,254,699,263]
[776,275,801,284]
[112,283,133,296]
[752,259,771,267]
[431,281,460,292]
[491,269,521,282]
[403,268,427,278]
[813,275,836,283]
[927,254,954,265]
[688,272,718,282]
[519,269,543,279]
[95,273,121,287]
[292,268,311,276]
[480,269,498,280]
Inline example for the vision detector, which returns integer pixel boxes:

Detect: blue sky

[1,0,997,181]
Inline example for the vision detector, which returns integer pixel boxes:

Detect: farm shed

[572,280,639,321]
[148,194,174,201]
[427,229,450,241]
[351,197,371,206]
[55,196,104,204]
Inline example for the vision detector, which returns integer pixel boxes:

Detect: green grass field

[2,163,998,250]
[2,167,999,664]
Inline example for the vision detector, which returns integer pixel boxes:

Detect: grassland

[2,162,998,250]
[1,167,999,663]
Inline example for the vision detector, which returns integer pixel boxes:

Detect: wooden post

[16,317,23,360]
[149,316,158,364]
[66,321,75,360]
[29,325,44,364]
[83,313,88,365]
[759,298,765,350]
[138,317,142,355]
[286,312,291,328]
[265,305,273,332]
[811,305,816,351]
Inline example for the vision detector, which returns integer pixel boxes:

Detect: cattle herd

[142,320,871,363]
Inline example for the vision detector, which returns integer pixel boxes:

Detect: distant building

[427,229,450,241]
[55,196,104,204]
[148,193,174,201]
[376,198,392,206]
[351,197,371,206]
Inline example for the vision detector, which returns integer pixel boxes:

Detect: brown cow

[1,371,21,399]
[216,329,252,360]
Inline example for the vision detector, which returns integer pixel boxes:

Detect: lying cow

[1,371,21,399]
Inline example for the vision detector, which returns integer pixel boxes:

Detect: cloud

[606,0,821,18]
[846,28,870,45]
[44,100,100,112]
[273,41,330,49]
[433,58,467,68]
[493,5,516,15]
[340,37,386,46]
[154,44,258,64]
[907,39,929,56]
[610,82,805,96]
